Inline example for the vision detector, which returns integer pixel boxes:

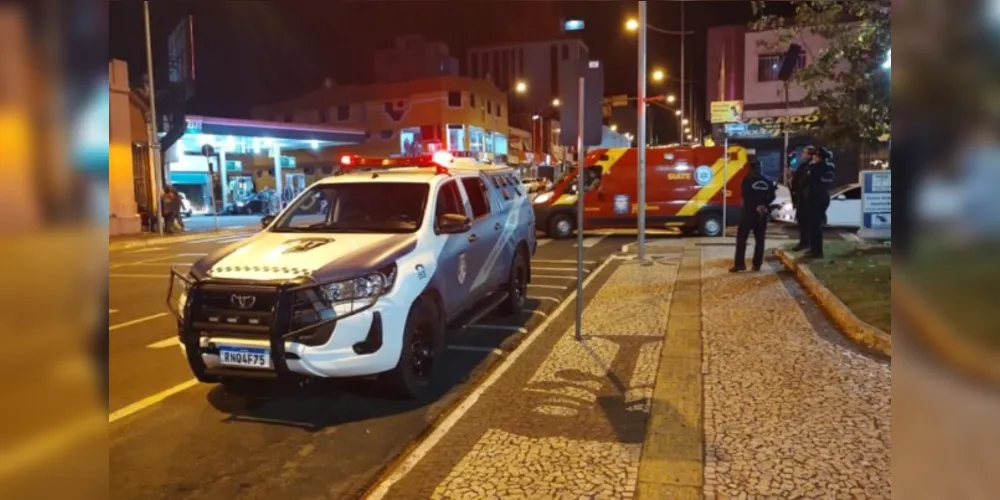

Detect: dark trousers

[796,204,811,249]
[735,211,768,269]
[807,203,828,255]
[163,211,178,233]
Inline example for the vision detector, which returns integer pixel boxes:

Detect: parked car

[771,182,862,228]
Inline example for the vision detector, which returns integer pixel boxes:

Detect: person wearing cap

[791,146,816,251]
[802,148,837,257]
[731,157,777,272]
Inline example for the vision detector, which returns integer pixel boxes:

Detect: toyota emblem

[230,294,257,310]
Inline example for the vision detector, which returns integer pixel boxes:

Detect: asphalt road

[108,230,628,500]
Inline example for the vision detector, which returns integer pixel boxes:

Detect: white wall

[743,28,831,108]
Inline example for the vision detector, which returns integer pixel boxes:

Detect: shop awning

[175,115,366,154]
[170,172,209,185]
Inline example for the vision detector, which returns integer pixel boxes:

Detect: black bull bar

[167,267,343,383]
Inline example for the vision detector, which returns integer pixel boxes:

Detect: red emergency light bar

[339,151,454,175]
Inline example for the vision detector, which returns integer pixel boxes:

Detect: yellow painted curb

[893,272,1000,387]
[775,249,891,357]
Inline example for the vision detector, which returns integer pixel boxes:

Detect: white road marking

[464,324,528,334]
[124,247,166,254]
[528,296,561,303]
[109,254,178,269]
[536,239,552,247]
[183,233,252,244]
[575,236,605,248]
[146,337,178,349]
[109,309,118,314]
[109,274,168,279]
[447,345,503,355]
[120,263,192,267]
[109,378,200,423]
[532,274,578,280]
[365,255,619,499]
[527,284,566,290]
[533,267,589,273]
[109,312,169,331]
[533,259,597,265]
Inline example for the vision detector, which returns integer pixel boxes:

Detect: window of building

[484,131,495,153]
[460,178,491,219]
[561,44,569,60]
[337,105,350,121]
[470,93,477,108]
[435,180,464,221]
[496,103,502,117]
[447,91,462,107]
[318,108,330,123]
[486,100,492,114]
[757,52,806,82]
[447,124,465,151]
[493,134,508,155]
[399,127,420,154]
[469,126,485,153]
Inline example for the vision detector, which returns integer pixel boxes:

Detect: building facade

[466,38,589,113]
[252,75,510,160]
[109,59,148,236]
[373,36,460,84]
[706,25,862,186]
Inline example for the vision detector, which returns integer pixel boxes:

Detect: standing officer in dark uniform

[802,148,837,257]
[731,157,777,272]
[791,146,816,251]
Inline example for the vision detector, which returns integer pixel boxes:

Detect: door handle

[494,222,502,231]
[468,234,478,243]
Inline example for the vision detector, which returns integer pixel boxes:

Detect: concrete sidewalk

[367,238,890,499]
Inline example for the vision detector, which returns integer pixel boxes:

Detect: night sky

[110,1,784,139]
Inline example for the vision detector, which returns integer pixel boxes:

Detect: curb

[108,229,253,251]
[774,248,892,357]
[893,272,1000,387]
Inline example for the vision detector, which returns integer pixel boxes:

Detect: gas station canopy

[177,115,366,154]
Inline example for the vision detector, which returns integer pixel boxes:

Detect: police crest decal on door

[457,253,467,284]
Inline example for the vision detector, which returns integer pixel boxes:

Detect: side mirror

[261,215,276,229]
[437,213,471,234]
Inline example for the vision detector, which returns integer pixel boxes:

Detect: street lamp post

[637,1,648,261]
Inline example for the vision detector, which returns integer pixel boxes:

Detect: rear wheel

[547,213,574,239]
[698,212,724,237]
[499,250,528,315]
[380,297,443,399]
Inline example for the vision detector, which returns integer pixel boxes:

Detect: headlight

[320,264,397,316]
[533,192,554,205]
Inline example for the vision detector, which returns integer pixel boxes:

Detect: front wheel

[499,251,528,315]
[547,213,574,239]
[380,298,444,399]
[698,213,724,237]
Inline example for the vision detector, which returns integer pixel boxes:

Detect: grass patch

[795,241,892,334]
[906,242,1000,352]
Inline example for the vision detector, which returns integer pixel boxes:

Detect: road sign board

[724,123,747,135]
[608,94,629,107]
[710,100,744,124]
[860,170,891,240]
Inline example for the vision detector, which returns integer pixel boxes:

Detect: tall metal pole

[574,76,585,342]
[637,0,648,261]
[782,80,791,186]
[679,1,685,146]
[143,1,164,235]
[722,135,729,236]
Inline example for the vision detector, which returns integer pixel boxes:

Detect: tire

[547,213,574,239]
[698,212,724,237]
[499,250,528,316]
[380,297,444,399]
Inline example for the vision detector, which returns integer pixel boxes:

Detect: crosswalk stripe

[575,236,605,248]
[147,337,178,349]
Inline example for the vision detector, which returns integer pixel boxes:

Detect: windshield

[271,182,429,233]
[565,166,604,194]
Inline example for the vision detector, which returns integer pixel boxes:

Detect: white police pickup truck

[168,152,536,398]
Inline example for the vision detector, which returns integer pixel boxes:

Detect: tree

[751,1,891,147]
